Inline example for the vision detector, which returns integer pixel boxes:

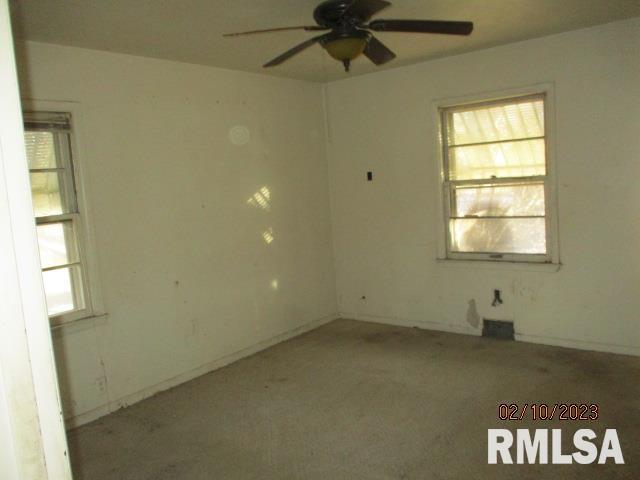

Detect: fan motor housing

[314,0,364,27]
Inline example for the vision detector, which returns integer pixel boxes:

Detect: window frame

[434,84,560,266]
[22,99,105,327]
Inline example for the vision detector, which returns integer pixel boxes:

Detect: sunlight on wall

[247,186,271,211]
[262,227,274,245]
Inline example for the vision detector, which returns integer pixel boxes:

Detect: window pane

[36,221,79,269]
[42,265,85,316]
[453,183,545,217]
[29,171,70,216]
[450,217,546,254]
[448,99,544,145]
[449,139,545,180]
[24,131,58,169]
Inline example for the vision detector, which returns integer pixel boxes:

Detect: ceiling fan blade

[367,19,474,35]
[343,0,391,23]
[263,34,328,67]
[224,26,329,37]
[364,35,396,65]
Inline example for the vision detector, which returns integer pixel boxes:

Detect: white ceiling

[10,0,640,83]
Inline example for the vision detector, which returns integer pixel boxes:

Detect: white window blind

[440,94,555,262]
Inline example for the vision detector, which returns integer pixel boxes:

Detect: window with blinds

[439,94,555,262]
[24,111,92,319]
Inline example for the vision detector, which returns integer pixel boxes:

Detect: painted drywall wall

[15,41,338,425]
[325,18,640,355]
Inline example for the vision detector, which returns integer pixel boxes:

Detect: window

[439,92,558,263]
[24,111,93,321]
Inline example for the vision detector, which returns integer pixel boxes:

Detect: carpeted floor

[67,319,640,479]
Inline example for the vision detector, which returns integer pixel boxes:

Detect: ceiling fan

[223,0,473,72]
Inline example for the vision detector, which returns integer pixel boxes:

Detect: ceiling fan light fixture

[225,0,474,72]
[321,31,369,71]
[323,36,367,61]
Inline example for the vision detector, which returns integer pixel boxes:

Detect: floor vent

[482,319,514,340]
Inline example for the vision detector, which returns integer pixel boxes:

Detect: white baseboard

[341,312,482,337]
[515,333,640,357]
[65,314,338,429]
[341,312,640,357]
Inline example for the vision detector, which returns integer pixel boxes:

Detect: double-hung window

[24,111,93,322]
[439,92,558,263]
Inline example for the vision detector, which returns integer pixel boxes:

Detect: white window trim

[22,99,106,327]
[432,83,561,269]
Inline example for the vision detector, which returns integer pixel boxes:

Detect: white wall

[16,42,338,426]
[325,18,640,355]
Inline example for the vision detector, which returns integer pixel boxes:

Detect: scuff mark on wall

[512,279,543,302]
[466,299,480,328]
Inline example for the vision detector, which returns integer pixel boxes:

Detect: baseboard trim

[341,312,481,337]
[515,333,640,357]
[340,312,639,357]
[65,314,338,429]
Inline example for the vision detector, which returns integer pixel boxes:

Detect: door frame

[0,1,73,478]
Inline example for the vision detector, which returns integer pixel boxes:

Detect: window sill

[50,312,108,336]
[436,258,561,273]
